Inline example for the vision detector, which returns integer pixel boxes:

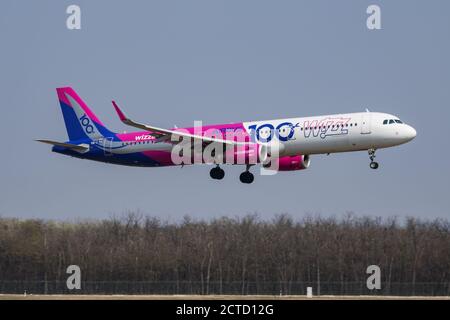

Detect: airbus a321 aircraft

[38,87,416,184]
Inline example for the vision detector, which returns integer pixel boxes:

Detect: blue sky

[0,0,449,220]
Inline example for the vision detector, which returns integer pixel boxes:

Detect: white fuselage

[86,111,416,164]
[243,112,416,156]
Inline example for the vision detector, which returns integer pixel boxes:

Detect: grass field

[1,294,449,300]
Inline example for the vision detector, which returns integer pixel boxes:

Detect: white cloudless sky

[0,0,449,221]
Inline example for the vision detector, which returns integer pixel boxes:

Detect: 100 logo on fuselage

[247,122,300,143]
[247,117,351,143]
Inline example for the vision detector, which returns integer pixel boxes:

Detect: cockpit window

[384,119,404,125]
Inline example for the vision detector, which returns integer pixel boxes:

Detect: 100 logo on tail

[79,114,95,134]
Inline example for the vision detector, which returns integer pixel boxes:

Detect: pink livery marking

[180,123,250,142]
[112,101,127,122]
[57,87,105,126]
[142,151,174,166]
[117,123,249,142]
[117,132,156,141]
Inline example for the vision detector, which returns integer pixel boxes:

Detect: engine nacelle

[258,142,286,164]
[263,155,311,171]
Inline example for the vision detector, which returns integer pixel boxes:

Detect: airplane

[37,87,416,184]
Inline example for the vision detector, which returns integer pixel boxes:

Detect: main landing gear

[239,165,254,184]
[210,165,225,180]
[368,148,379,169]
[210,165,255,183]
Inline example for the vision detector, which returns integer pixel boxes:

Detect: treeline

[0,213,450,290]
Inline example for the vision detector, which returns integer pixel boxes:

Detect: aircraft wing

[112,101,246,146]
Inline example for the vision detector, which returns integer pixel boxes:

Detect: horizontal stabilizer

[36,139,89,153]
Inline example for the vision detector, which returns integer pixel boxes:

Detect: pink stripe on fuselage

[141,151,174,166]
[177,123,250,142]
[117,131,155,141]
[116,122,250,164]
[116,122,249,142]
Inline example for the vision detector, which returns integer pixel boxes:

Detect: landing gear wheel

[370,162,379,170]
[239,171,254,184]
[210,166,225,180]
[368,149,379,170]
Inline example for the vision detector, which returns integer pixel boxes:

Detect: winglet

[112,100,128,122]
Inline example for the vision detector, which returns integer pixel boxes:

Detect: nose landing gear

[368,149,379,169]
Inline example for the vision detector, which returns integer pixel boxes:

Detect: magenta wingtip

[112,100,127,121]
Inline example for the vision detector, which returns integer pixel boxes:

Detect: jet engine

[263,155,311,171]
[258,142,286,163]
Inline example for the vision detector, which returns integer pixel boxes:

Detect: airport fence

[0,280,449,296]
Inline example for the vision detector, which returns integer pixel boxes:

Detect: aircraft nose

[403,125,417,142]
